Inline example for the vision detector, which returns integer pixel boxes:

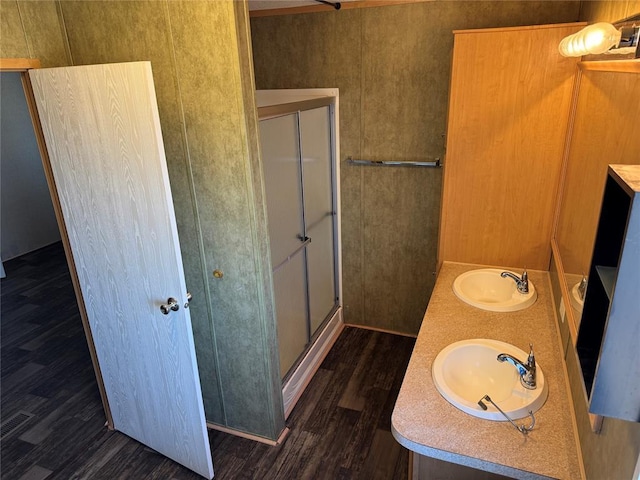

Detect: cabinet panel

[439,23,582,269]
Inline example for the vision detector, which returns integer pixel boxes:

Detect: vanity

[392,263,582,480]
[397,16,640,479]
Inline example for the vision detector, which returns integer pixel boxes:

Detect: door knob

[184,292,192,309]
[160,297,180,315]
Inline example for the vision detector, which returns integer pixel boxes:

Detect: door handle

[160,297,180,315]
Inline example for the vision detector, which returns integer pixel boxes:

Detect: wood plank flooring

[1,242,415,479]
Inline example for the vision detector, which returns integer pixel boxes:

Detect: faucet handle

[527,343,536,369]
[519,269,529,294]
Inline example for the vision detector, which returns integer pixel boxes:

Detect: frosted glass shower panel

[259,114,304,268]
[273,254,308,379]
[258,96,340,383]
[305,216,336,334]
[300,107,337,335]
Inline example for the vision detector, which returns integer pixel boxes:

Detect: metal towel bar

[346,156,441,168]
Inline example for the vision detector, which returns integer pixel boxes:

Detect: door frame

[0,58,113,429]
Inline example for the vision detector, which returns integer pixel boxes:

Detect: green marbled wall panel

[359,4,450,334]
[167,0,282,439]
[251,1,581,335]
[17,2,70,67]
[333,11,365,327]
[361,167,441,334]
[1,1,69,66]
[579,0,639,22]
[1,2,30,58]
[59,0,225,425]
[232,0,283,430]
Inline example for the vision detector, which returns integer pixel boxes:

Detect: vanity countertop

[392,262,582,480]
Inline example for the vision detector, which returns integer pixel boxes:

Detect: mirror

[553,60,640,343]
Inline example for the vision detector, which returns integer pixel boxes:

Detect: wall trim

[206,423,291,446]
[344,323,418,339]
[0,58,40,71]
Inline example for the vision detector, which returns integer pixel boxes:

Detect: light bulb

[558,23,622,57]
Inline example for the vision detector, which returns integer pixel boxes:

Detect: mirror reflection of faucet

[577,275,588,300]
[570,275,587,314]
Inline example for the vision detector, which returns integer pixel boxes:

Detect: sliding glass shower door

[260,105,338,380]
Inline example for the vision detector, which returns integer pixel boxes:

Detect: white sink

[452,268,537,312]
[432,339,548,421]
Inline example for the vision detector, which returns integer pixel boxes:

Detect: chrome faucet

[501,269,529,294]
[497,344,537,390]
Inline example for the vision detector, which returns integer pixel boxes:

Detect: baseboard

[206,422,290,446]
[282,308,344,419]
[344,323,418,339]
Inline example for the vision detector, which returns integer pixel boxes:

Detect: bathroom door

[29,62,213,479]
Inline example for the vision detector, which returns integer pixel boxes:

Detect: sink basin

[432,339,548,421]
[452,268,537,312]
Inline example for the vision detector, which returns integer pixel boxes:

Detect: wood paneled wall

[438,23,583,271]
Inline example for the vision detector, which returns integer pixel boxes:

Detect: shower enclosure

[257,89,342,417]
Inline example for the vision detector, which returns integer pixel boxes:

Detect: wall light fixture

[559,22,640,57]
[559,23,622,57]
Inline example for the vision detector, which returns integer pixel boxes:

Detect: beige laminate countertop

[392,262,582,480]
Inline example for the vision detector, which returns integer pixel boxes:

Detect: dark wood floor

[1,242,415,479]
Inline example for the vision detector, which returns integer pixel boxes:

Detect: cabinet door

[260,114,304,268]
[300,106,337,335]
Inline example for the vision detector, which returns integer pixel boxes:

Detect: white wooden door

[29,62,213,479]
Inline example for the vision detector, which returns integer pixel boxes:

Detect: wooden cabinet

[412,454,512,480]
[438,23,584,270]
[577,165,640,422]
